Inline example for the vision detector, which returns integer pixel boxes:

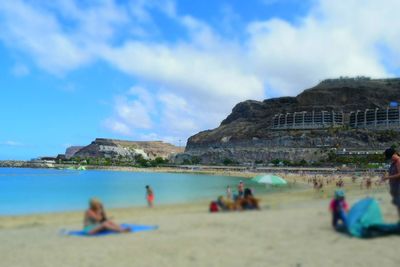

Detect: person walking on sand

[146,185,154,208]
[381,147,400,221]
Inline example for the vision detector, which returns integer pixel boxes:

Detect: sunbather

[83,198,130,235]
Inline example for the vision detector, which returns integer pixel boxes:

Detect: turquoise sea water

[0,168,269,215]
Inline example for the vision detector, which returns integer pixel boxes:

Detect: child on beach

[329,190,349,230]
[146,185,154,208]
[226,185,232,200]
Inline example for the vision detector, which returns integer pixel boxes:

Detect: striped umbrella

[251,174,287,185]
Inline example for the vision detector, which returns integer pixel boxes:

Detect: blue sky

[1,0,399,160]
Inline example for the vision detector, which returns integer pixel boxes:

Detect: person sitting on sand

[237,188,260,210]
[329,190,349,230]
[83,198,130,235]
[146,185,154,208]
[217,196,237,211]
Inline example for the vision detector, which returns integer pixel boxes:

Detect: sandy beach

[1,174,399,267]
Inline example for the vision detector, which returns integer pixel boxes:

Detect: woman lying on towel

[83,198,130,235]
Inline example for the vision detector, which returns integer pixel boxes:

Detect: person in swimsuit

[145,185,154,208]
[238,181,244,197]
[381,147,400,221]
[83,198,129,235]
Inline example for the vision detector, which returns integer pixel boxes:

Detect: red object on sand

[209,201,219,212]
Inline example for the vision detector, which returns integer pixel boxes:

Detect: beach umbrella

[251,174,287,185]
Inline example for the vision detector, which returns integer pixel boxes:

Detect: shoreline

[0,173,388,223]
[1,173,398,267]
[0,184,396,231]
[0,164,260,179]
[0,160,388,175]
[0,168,387,219]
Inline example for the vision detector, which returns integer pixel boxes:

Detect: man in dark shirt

[382,147,400,222]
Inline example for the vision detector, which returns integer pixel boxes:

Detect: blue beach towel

[340,198,400,238]
[66,224,158,237]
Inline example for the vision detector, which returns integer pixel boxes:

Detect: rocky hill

[65,146,84,159]
[180,77,400,164]
[71,138,183,160]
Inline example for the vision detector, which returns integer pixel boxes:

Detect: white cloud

[128,0,176,22]
[112,95,153,129]
[0,1,90,74]
[103,119,132,136]
[0,141,24,146]
[0,0,132,74]
[104,87,202,144]
[157,92,197,132]
[246,0,400,95]
[2,0,400,143]
[103,86,156,137]
[102,41,263,101]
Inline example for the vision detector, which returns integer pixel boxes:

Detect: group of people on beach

[309,172,390,194]
[81,147,400,235]
[329,147,400,230]
[210,180,260,212]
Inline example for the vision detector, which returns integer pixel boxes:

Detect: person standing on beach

[381,147,400,221]
[226,185,232,200]
[238,180,244,197]
[146,185,154,208]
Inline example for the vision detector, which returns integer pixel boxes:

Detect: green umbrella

[251,174,287,185]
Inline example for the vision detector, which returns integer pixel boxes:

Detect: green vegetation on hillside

[61,155,169,168]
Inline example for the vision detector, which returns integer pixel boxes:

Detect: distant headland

[0,138,183,169]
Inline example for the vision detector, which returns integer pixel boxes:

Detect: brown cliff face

[182,78,400,164]
[65,146,84,159]
[73,138,184,160]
